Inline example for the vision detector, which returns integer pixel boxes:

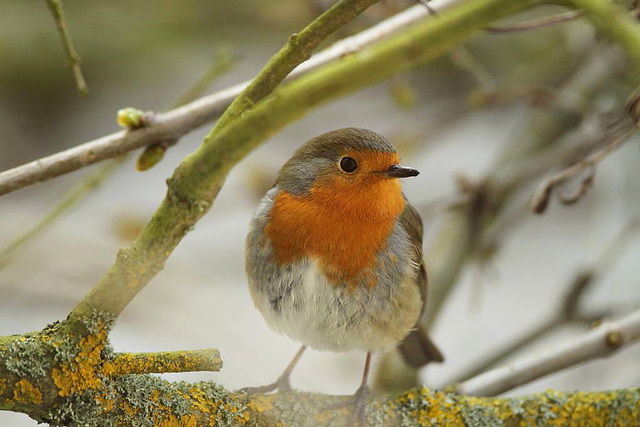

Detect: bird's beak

[381,164,420,178]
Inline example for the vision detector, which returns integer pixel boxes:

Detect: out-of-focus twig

[136,49,239,172]
[170,49,238,109]
[448,218,640,389]
[45,0,88,96]
[449,273,606,386]
[486,10,584,33]
[455,308,640,396]
[0,158,124,268]
[530,124,637,213]
[448,47,497,91]
[469,85,590,116]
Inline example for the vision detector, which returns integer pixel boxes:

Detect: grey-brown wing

[397,200,427,313]
[397,199,444,366]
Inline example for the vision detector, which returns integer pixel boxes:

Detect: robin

[244,127,443,424]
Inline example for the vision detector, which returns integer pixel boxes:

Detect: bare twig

[45,0,88,96]
[448,47,497,91]
[469,85,590,116]
[104,348,222,375]
[449,271,608,386]
[455,308,640,396]
[450,220,640,391]
[170,49,238,109]
[486,10,584,33]
[0,0,467,197]
[530,125,637,213]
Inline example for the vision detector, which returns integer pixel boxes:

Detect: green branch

[67,0,386,328]
[563,0,640,81]
[211,0,380,132]
[68,0,539,327]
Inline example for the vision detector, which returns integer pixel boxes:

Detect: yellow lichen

[51,328,107,396]
[247,395,274,413]
[12,379,43,405]
[0,378,7,395]
[188,386,215,414]
[157,415,198,427]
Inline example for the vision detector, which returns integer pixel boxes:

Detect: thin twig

[451,219,640,393]
[45,0,88,96]
[448,47,497,91]
[0,0,463,197]
[170,49,238,109]
[136,49,239,171]
[455,308,640,396]
[486,10,584,33]
[448,270,609,386]
[530,125,637,213]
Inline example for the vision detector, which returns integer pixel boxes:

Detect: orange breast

[265,175,405,290]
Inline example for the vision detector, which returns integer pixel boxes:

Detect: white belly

[250,258,422,353]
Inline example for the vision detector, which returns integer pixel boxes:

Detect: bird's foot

[239,374,292,395]
[324,384,369,427]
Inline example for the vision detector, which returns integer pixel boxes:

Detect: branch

[1,321,638,424]
[456,309,640,396]
[486,9,584,32]
[448,268,608,386]
[564,0,640,80]
[45,0,88,96]
[104,348,222,376]
[530,124,637,213]
[67,0,539,327]
[0,0,463,197]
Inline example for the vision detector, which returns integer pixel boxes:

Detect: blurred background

[1,1,639,424]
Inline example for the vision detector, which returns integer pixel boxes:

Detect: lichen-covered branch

[68,0,539,327]
[104,349,222,376]
[1,320,638,425]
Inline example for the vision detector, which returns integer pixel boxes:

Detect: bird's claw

[239,375,292,395]
[323,385,369,426]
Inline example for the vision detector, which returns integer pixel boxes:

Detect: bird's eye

[339,156,358,173]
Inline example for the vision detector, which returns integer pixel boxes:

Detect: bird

[244,127,443,424]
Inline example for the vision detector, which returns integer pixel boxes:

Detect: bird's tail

[398,325,444,368]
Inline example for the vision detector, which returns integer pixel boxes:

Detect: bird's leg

[324,352,372,426]
[240,345,306,394]
[348,352,372,427]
